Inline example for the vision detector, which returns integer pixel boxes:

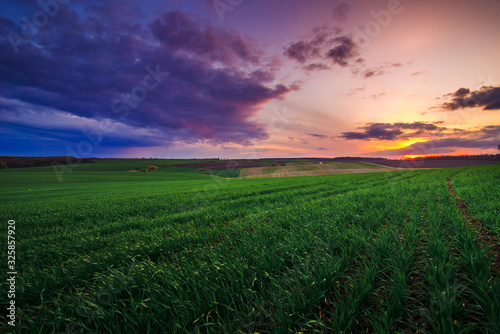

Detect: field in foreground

[1,161,499,333]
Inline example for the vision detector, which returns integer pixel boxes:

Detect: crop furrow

[362,195,426,333]
[444,177,500,333]
[447,178,500,278]
[16,176,405,316]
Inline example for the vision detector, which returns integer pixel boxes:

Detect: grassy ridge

[0,162,499,332]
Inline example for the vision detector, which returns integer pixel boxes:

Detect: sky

[0,0,499,159]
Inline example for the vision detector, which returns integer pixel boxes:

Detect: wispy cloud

[360,62,408,79]
[332,3,351,22]
[306,133,329,139]
[340,122,446,141]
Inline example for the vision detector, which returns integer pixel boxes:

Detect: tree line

[0,156,95,169]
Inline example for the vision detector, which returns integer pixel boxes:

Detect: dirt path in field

[446,178,500,276]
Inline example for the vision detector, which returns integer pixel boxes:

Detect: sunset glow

[399,138,429,148]
[404,154,427,160]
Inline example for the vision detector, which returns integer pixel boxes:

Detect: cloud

[284,24,360,70]
[371,93,386,100]
[343,86,365,96]
[284,26,406,76]
[340,122,446,141]
[285,41,309,63]
[361,62,407,79]
[0,102,163,148]
[150,11,260,65]
[437,86,500,111]
[478,125,500,138]
[0,7,295,149]
[304,63,330,71]
[332,3,351,21]
[317,147,327,151]
[284,29,331,64]
[306,133,329,139]
[363,69,385,78]
[341,124,403,140]
[374,137,498,156]
[365,125,500,156]
[326,36,357,67]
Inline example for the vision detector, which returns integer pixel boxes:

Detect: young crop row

[0,165,499,332]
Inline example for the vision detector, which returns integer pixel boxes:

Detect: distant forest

[331,154,500,162]
[407,154,500,160]
[0,156,95,169]
[1,154,498,169]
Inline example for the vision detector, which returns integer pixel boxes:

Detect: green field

[1,160,499,333]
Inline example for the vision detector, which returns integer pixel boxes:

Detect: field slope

[239,162,392,178]
[0,161,499,333]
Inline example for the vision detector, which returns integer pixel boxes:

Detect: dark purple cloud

[285,40,312,63]
[340,122,446,141]
[438,86,500,111]
[341,124,403,140]
[283,24,359,70]
[149,11,259,65]
[306,133,329,139]
[455,88,471,97]
[284,30,330,63]
[284,27,406,77]
[0,6,294,150]
[326,36,357,67]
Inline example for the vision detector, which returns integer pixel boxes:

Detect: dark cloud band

[0,6,294,150]
[438,86,500,111]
